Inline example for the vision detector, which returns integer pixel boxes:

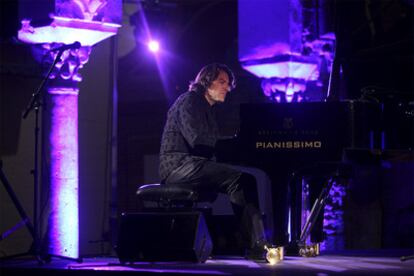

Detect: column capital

[37,44,92,85]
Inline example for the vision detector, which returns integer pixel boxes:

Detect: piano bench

[136,183,217,210]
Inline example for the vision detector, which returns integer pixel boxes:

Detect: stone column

[18,0,121,259]
[39,45,91,259]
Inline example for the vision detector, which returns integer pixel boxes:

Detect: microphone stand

[0,49,64,264]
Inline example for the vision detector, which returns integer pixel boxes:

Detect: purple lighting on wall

[238,0,335,102]
[321,180,346,251]
[47,87,79,258]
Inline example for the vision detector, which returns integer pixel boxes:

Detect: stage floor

[1,250,414,276]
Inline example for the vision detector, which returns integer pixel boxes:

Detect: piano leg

[269,172,291,247]
[287,174,302,254]
[287,162,353,256]
[308,176,326,244]
[287,174,328,255]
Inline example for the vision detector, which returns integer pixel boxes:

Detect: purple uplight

[47,87,79,258]
[148,40,160,53]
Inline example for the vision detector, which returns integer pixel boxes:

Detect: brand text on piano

[256,141,322,149]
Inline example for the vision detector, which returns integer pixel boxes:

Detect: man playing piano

[159,63,272,260]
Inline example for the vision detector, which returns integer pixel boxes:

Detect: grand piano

[216,100,381,249]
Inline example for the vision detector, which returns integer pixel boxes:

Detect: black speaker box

[116,212,212,263]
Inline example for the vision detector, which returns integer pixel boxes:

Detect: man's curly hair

[189,63,236,93]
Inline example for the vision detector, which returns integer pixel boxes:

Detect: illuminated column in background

[47,87,80,258]
[40,46,91,258]
[18,0,121,259]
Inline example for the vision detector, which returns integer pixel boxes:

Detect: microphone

[49,41,81,52]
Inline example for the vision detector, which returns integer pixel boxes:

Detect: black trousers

[164,157,267,248]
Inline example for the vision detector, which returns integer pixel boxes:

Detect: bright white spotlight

[148,40,160,53]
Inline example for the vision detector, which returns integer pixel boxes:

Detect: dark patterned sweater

[159,90,219,181]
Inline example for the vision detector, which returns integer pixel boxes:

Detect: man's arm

[176,95,216,158]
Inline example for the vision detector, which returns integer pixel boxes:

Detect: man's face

[205,70,231,105]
